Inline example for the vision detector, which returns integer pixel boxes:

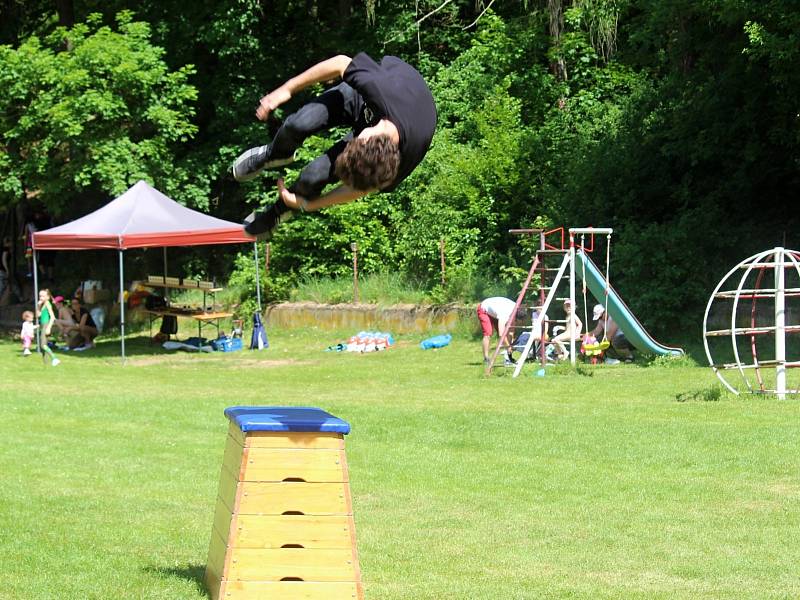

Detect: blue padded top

[224,406,351,434]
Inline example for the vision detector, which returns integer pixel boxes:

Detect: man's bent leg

[272,82,362,158]
[290,136,350,199]
[234,83,362,182]
[243,136,346,240]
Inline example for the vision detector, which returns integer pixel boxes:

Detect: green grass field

[2,327,799,599]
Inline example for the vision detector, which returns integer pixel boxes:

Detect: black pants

[271,82,364,199]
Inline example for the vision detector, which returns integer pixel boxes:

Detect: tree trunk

[339,0,352,26]
[305,0,318,19]
[548,0,568,82]
[55,0,74,28]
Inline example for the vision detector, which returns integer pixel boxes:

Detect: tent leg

[254,242,262,311]
[119,250,126,364]
[33,250,40,353]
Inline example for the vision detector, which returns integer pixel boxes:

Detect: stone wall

[264,302,475,334]
[3,301,475,334]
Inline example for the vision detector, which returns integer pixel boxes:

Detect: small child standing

[36,288,61,366]
[21,310,37,356]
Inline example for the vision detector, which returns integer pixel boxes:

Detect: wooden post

[205,407,364,600]
[264,242,271,298]
[440,238,446,286]
[351,242,359,304]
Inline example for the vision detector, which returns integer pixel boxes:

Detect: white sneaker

[51,358,61,366]
[23,348,31,356]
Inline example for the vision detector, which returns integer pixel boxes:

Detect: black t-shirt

[343,53,437,192]
[77,307,97,329]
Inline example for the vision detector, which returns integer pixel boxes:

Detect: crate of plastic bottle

[212,336,243,352]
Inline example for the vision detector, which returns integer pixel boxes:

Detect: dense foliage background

[1,0,798,337]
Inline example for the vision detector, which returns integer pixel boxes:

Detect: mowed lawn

[1,328,799,599]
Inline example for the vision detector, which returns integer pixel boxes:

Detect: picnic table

[144,278,233,339]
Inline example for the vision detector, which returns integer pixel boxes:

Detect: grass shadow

[50,333,179,360]
[144,563,210,598]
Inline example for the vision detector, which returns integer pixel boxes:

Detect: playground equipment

[205,406,363,600]
[486,227,683,377]
[703,247,800,400]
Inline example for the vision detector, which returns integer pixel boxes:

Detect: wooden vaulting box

[205,407,364,600]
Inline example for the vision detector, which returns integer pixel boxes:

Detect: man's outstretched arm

[277,178,372,212]
[256,55,352,121]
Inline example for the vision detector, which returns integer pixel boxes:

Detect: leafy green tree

[0,12,197,213]
[2,0,797,336]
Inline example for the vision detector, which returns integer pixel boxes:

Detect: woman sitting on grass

[62,297,98,350]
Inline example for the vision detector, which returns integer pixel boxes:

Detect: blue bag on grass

[250,312,269,350]
[420,334,452,349]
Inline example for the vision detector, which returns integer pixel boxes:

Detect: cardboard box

[182,279,198,288]
[147,275,164,284]
[198,280,214,290]
[164,276,180,286]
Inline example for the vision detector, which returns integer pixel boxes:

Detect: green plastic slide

[575,250,683,356]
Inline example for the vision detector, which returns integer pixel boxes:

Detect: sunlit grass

[2,328,800,599]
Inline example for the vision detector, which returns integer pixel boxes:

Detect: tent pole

[33,250,40,353]
[253,242,262,311]
[119,249,126,363]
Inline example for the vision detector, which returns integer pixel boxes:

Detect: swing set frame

[485,226,614,377]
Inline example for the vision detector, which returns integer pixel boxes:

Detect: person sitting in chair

[551,299,583,360]
[590,303,633,363]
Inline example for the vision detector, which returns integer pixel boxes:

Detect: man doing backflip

[232,53,437,239]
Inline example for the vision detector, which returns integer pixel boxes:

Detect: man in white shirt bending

[477,296,518,367]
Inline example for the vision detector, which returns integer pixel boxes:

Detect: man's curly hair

[334,134,400,191]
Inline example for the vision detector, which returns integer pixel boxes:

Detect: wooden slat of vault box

[205,530,228,599]
[225,547,358,582]
[221,434,247,482]
[228,422,345,450]
[205,567,222,600]
[218,580,363,600]
[212,491,236,545]
[232,514,354,549]
[223,477,351,516]
[225,446,349,483]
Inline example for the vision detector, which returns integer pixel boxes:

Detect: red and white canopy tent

[32,180,261,360]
